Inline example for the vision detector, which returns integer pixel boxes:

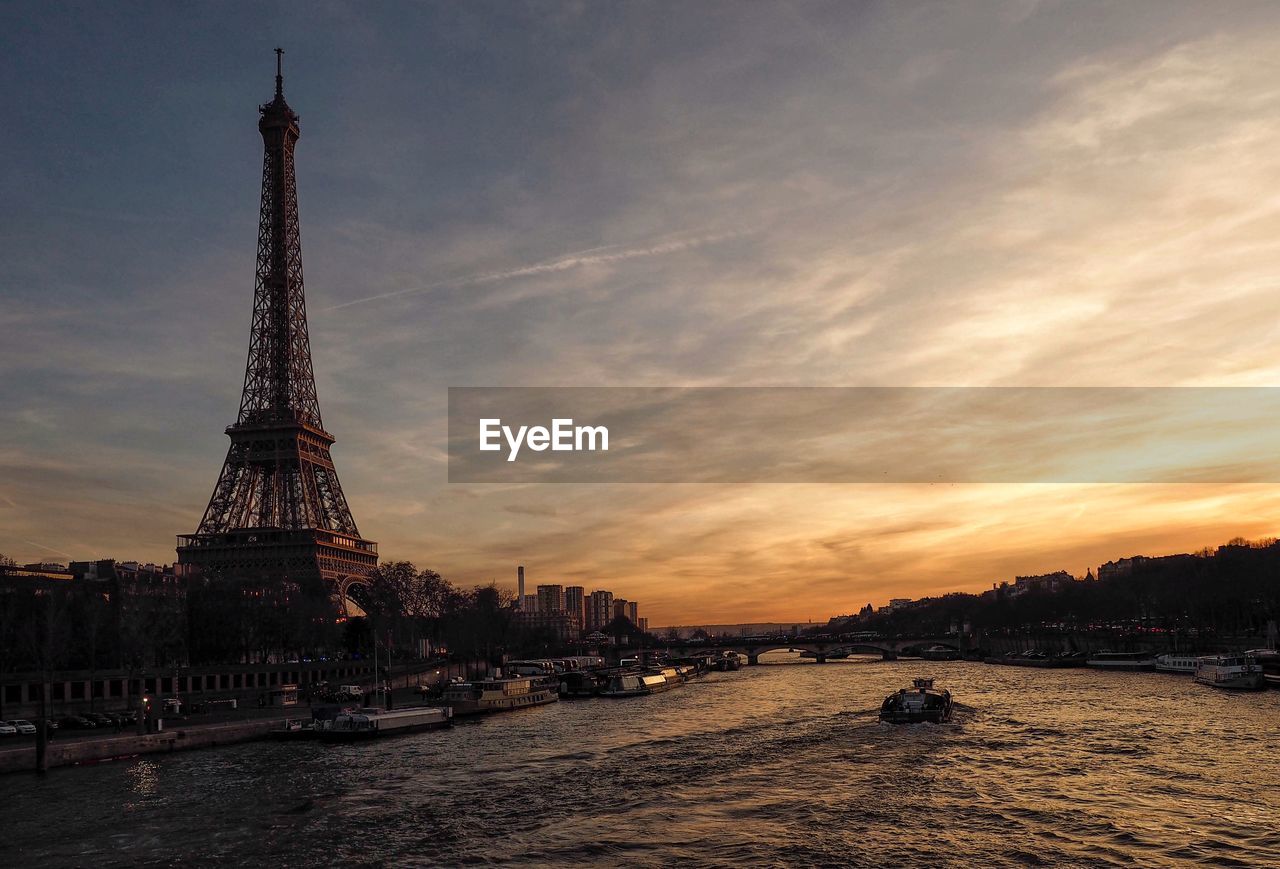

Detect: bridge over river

[663,634,965,665]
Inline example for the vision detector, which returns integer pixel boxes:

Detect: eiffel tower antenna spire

[178,54,377,616]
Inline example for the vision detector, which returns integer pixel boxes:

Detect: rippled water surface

[5,657,1279,867]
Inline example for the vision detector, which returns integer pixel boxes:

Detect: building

[613,598,629,621]
[564,586,586,632]
[513,609,579,643]
[176,54,377,614]
[536,584,564,614]
[1009,571,1074,597]
[588,590,614,632]
[1,559,190,675]
[0,561,74,589]
[627,601,638,624]
[637,617,648,633]
[521,594,538,612]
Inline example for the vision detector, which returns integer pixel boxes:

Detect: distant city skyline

[8,3,1280,624]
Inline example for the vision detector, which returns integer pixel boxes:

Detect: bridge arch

[335,573,373,619]
[667,641,898,665]
[664,635,965,664]
[738,643,898,664]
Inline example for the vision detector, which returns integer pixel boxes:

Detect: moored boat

[985,650,1085,668]
[1086,651,1156,671]
[879,677,953,724]
[442,674,560,716]
[1193,655,1266,690]
[317,706,452,741]
[268,718,320,740]
[672,663,700,679]
[1245,649,1280,688]
[711,652,743,671]
[599,672,672,697]
[1154,653,1198,674]
[921,646,962,661]
[558,670,605,698]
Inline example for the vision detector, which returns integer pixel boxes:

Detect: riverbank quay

[0,707,306,775]
[0,656,476,723]
[0,667,502,776]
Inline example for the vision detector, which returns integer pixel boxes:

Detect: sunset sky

[6,2,1280,624]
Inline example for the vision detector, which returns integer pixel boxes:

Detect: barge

[985,650,1086,668]
[599,672,673,697]
[317,706,452,741]
[442,674,560,716]
[1086,651,1156,672]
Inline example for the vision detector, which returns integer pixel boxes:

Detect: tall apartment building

[588,589,614,632]
[613,599,639,624]
[537,584,564,614]
[513,609,580,643]
[521,594,538,612]
[564,586,586,631]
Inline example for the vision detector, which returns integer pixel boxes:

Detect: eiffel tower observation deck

[178,51,377,612]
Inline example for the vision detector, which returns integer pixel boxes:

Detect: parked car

[84,713,113,727]
[59,715,95,730]
[161,698,183,715]
[0,722,17,737]
[10,720,36,736]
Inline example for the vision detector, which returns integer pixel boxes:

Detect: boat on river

[879,677,953,724]
[1193,655,1266,690]
[442,674,560,715]
[1245,649,1280,688]
[557,670,605,698]
[317,706,452,741]
[1086,651,1156,671]
[599,672,673,697]
[267,718,320,741]
[985,650,1086,668]
[711,652,743,671]
[1154,653,1198,674]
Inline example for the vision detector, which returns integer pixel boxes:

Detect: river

[4,655,1279,867]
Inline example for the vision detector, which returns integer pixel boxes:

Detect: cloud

[321,229,748,311]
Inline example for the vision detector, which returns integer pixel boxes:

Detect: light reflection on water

[4,656,1279,867]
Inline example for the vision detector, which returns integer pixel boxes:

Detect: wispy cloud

[22,540,75,559]
[322,229,747,312]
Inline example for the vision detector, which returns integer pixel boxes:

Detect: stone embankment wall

[0,718,281,775]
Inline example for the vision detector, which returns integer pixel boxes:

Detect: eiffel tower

[178,51,377,612]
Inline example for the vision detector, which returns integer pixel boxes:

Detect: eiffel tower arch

[178,51,377,619]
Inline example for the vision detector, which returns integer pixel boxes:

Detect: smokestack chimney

[518,565,525,604]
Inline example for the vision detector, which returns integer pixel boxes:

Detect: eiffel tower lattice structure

[177,51,377,612]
